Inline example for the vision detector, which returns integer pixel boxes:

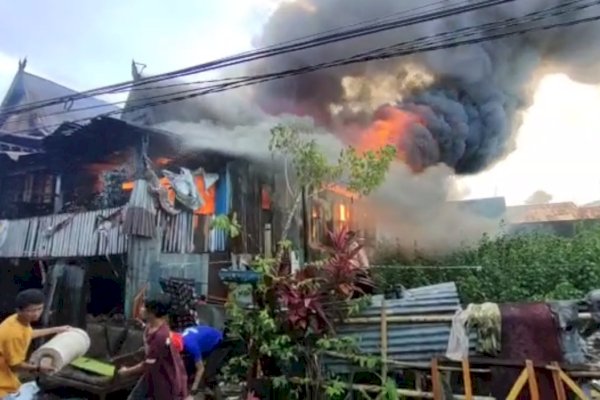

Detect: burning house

[0,61,362,324]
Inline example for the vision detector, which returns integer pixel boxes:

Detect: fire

[155,157,172,167]
[122,176,216,215]
[358,105,423,163]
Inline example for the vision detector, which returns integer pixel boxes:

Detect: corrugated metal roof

[507,202,600,223]
[0,207,127,258]
[0,70,121,140]
[0,206,198,258]
[324,282,474,373]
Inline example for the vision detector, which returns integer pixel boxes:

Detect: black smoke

[250,0,600,174]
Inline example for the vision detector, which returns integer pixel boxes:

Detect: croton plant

[275,226,373,337]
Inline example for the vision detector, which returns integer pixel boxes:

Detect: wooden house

[0,61,363,324]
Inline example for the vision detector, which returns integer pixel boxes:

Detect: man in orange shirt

[0,289,70,398]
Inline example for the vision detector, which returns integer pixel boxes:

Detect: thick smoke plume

[129,0,600,254]
[252,0,600,174]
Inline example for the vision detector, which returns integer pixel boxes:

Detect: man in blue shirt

[180,325,223,396]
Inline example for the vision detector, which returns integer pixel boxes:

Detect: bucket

[30,328,91,372]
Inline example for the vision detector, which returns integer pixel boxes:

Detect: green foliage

[269,124,396,197]
[380,378,400,400]
[223,246,389,399]
[221,124,397,399]
[372,224,600,303]
[210,214,241,238]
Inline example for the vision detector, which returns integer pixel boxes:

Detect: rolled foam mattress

[30,328,91,372]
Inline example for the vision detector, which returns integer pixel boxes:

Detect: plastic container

[30,328,91,372]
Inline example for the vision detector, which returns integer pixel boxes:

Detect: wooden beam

[461,358,473,400]
[525,360,540,400]
[431,358,442,400]
[380,299,388,380]
[506,368,528,400]
[558,369,590,399]
[551,362,567,400]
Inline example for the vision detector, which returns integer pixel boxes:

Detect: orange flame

[358,105,423,164]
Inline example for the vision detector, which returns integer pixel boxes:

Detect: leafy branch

[269,124,396,243]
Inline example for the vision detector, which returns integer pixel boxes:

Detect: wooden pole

[431,358,442,400]
[346,312,594,325]
[551,362,567,400]
[347,383,494,400]
[380,299,388,380]
[462,358,473,400]
[525,360,540,400]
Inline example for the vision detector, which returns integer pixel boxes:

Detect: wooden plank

[380,299,387,380]
[551,362,567,400]
[526,360,540,400]
[506,368,529,400]
[462,358,473,400]
[431,358,442,400]
[558,369,589,400]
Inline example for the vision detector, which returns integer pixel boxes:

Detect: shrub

[371,224,600,304]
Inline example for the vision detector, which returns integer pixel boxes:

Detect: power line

[2,0,599,137]
[0,0,513,117]
[1,0,594,130]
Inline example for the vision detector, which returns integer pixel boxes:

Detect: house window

[23,173,54,205]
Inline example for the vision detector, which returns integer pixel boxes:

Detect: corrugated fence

[0,207,127,258]
[324,282,475,373]
[0,207,201,258]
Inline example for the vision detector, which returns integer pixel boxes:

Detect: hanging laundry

[466,302,501,356]
[548,300,587,365]
[446,308,472,361]
[490,303,563,400]
[163,168,203,211]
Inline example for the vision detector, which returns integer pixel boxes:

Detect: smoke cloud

[251,0,600,174]
[127,0,600,254]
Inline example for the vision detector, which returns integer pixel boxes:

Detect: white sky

[459,74,600,206]
[0,1,599,207]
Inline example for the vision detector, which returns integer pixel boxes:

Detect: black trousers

[184,340,232,387]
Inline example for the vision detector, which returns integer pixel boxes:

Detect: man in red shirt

[119,296,188,400]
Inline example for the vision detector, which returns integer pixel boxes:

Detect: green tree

[372,223,600,303]
[269,124,396,243]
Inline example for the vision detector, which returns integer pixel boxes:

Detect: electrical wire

[2,0,594,131]
[2,0,599,137]
[0,0,513,117]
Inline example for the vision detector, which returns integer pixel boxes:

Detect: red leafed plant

[320,226,374,300]
[276,226,373,337]
[277,265,331,336]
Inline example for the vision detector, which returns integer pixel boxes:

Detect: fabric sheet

[490,303,563,400]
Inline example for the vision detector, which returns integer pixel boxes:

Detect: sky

[1,0,600,207]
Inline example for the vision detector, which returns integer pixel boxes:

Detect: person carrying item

[175,324,226,397]
[118,296,188,400]
[0,289,71,399]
